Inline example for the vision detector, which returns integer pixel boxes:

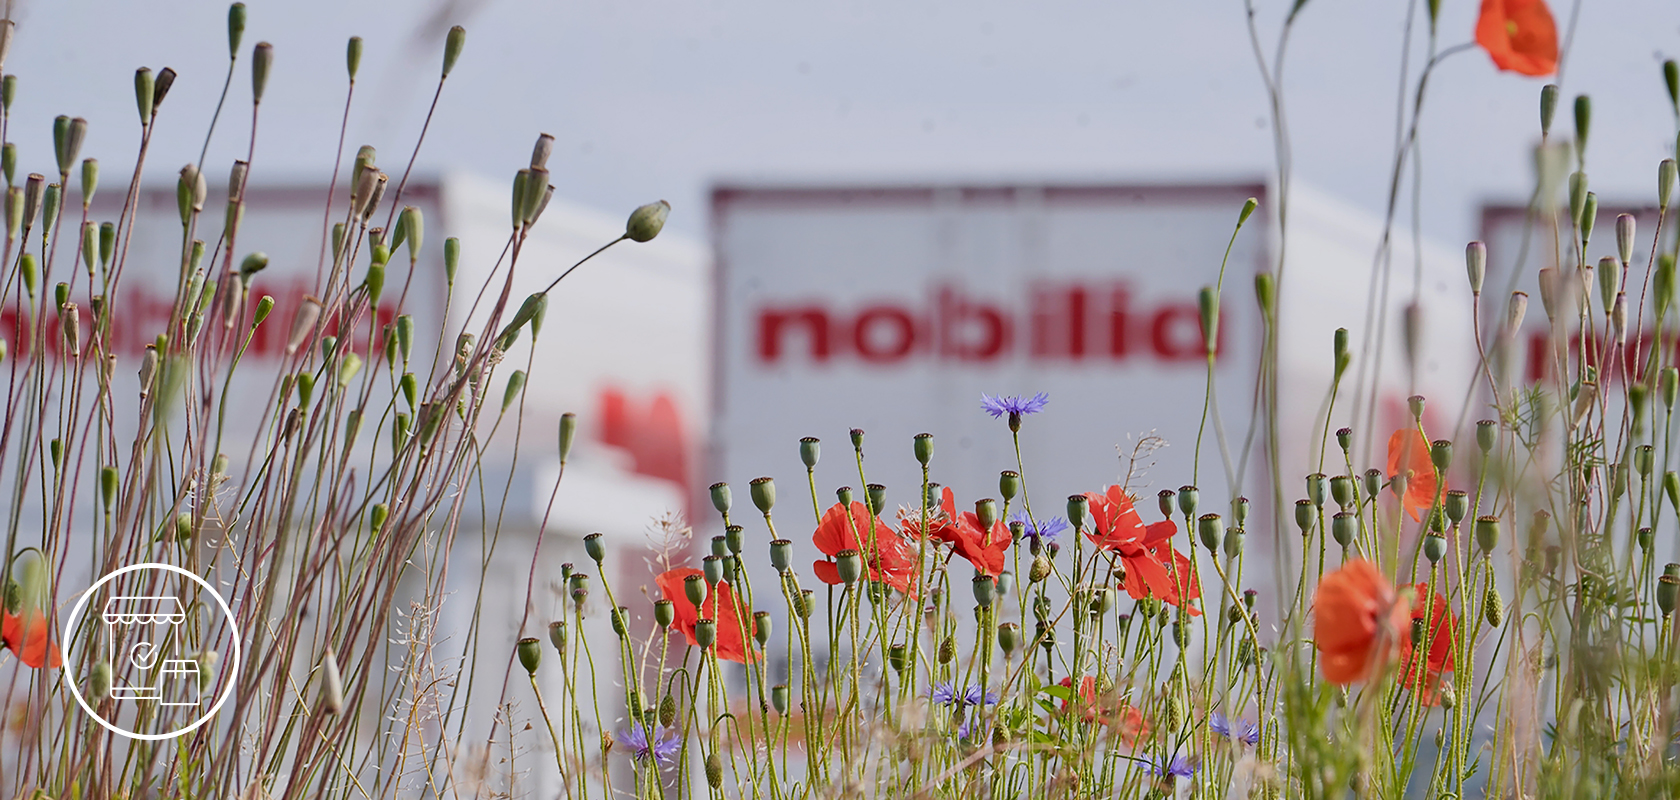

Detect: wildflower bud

[284,295,323,355]
[135,68,155,125]
[1658,575,1679,615]
[1639,527,1654,552]
[53,116,87,178]
[1464,241,1486,294]
[314,647,345,717]
[1177,485,1199,517]
[79,158,99,211]
[1254,272,1275,320]
[1331,512,1356,548]
[1423,533,1446,564]
[1223,526,1245,558]
[152,67,177,113]
[626,200,670,242]
[1197,513,1223,553]
[1478,583,1504,629]
[516,637,542,675]
[89,660,112,702]
[336,353,362,388]
[836,486,854,506]
[866,483,886,515]
[41,183,62,237]
[694,619,716,649]
[442,25,466,77]
[975,498,998,530]
[704,752,723,788]
[1580,193,1598,248]
[1067,494,1088,528]
[749,477,775,514]
[1328,475,1355,510]
[1155,488,1175,518]
[1662,159,1678,210]
[1539,83,1559,134]
[997,470,1021,503]
[1661,255,1678,316]
[938,635,955,664]
[1197,285,1218,353]
[1571,382,1597,429]
[1020,555,1048,585]
[682,573,707,611]
[1306,473,1328,508]
[973,575,996,608]
[1610,292,1629,344]
[1444,490,1468,525]
[1294,499,1315,534]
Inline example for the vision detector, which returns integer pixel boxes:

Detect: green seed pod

[611,607,629,639]
[1638,527,1654,552]
[704,752,723,788]
[336,353,361,388]
[368,503,388,533]
[975,498,998,529]
[752,610,771,646]
[558,412,577,463]
[1666,472,1680,516]
[723,525,744,555]
[626,200,671,242]
[972,575,995,608]
[500,370,526,411]
[1331,512,1356,548]
[1232,495,1250,525]
[912,432,933,465]
[1474,515,1500,556]
[1430,439,1452,473]
[795,589,815,619]
[1658,575,1679,615]
[345,35,363,81]
[1539,83,1559,135]
[938,635,955,664]
[548,620,568,653]
[1573,94,1591,158]
[1482,583,1504,628]
[1580,192,1598,248]
[1198,284,1219,351]
[866,483,886,515]
[694,618,717,649]
[1333,326,1350,376]
[1636,445,1655,477]
[1662,159,1678,210]
[750,476,775,513]
[1660,254,1678,316]
[680,573,707,611]
[1423,533,1446,564]
[849,427,865,450]
[175,511,194,542]
[1306,473,1328,509]
[442,25,466,78]
[80,158,98,209]
[42,183,61,236]
[995,622,1020,656]
[800,436,821,468]
[516,637,542,675]
[1197,513,1223,553]
[80,222,97,275]
[710,535,728,559]
[1155,488,1175,518]
[1408,394,1426,420]
[134,67,155,126]
[251,42,273,104]
[99,465,119,512]
[651,600,674,631]
[1444,490,1469,525]
[1254,271,1275,320]
[1390,471,1408,500]
[1067,494,1088,528]
[770,684,790,714]
[1222,526,1245,558]
[836,549,862,585]
[584,532,606,563]
[443,237,460,285]
[1294,499,1315,534]
[702,555,724,586]
[89,660,113,701]
[0,75,13,114]
[1335,426,1352,454]
[1177,485,1199,517]
[1327,475,1355,509]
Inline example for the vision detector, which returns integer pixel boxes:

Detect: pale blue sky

[6,0,1678,247]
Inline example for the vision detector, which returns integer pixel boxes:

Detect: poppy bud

[1444,490,1469,525]
[1658,575,1679,616]
[1197,513,1223,553]
[694,619,717,649]
[1306,473,1328,508]
[749,476,775,513]
[1029,556,1051,584]
[975,498,998,529]
[1294,499,1315,534]
[998,622,1019,655]
[866,484,886,515]
[1329,475,1355,509]
[999,470,1020,502]
[1331,512,1356,548]
[973,575,996,608]
[1066,494,1088,528]
[938,635,955,664]
[1333,327,1351,377]
[683,574,707,611]
[1177,485,1199,517]
[836,550,862,585]
[1222,526,1245,558]
[836,486,854,506]
[1408,395,1425,420]
[626,200,670,242]
[1465,241,1486,294]
[517,637,542,675]
[1423,533,1446,564]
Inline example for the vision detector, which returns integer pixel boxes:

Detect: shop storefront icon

[103,596,199,706]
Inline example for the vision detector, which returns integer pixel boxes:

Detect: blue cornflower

[956,716,990,742]
[931,681,998,707]
[1011,511,1069,543]
[962,684,1000,706]
[1208,711,1260,745]
[931,680,959,705]
[618,723,681,765]
[1142,753,1199,779]
[980,392,1049,419]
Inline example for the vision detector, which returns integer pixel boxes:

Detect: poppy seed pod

[1638,527,1654,552]
[1465,241,1486,294]
[836,486,854,506]
[1331,512,1356,548]
[702,555,724,587]
[1294,499,1315,534]
[694,619,717,649]
[1390,471,1409,500]
[1658,575,1678,615]
[910,431,935,466]
[1429,440,1453,474]
[1222,526,1245,558]
[710,535,728,559]
[1177,485,1199,517]
[709,482,731,515]
[750,477,775,513]
[999,470,1020,502]
[1157,488,1176,518]
[1474,515,1500,556]
[770,684,790,714]
[1330,475,1355,509]
[1197,513,1223,553]
[1232,496,1250,526]
[1066,494,1088,528]
[836,550,862,584]
[769,539,792,572]
[1408,395,1426,420]
[975,498,998,529]
[1444,490,1469,525]
[753,611,771,645]
[517,637,542,675]
[1306,473,1328,508]
[972,575,995,608]
[1636,445,1655,477]
[1336,426,1352,454]
[1423,533,1447,564]
[724,525,744,555]
[682,573,707,610]
[626,200,670,242]
[1364,469,1384,500]
[866,484,886,515]
[799,436,821,469]
[583,532,606,563]
[998,622,1019,655]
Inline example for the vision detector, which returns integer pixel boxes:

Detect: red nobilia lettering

[1108,285,1132,358]
[1149,304,1205,361]
[1067,287,1087,359]
[937,286,1010,361]
[853,305,917,362]
[758,307,831,363]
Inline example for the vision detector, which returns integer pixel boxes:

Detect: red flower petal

[1476,0,1558,77]
[1387,429,1439,522]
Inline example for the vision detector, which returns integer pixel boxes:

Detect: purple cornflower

[980,392,1049,419]
[1208,711,1260,745]
[956,716,990,742]
[1011,511,1069,543]
[931,680,998,707]
[618,723,680,765]
[1142,753,1199,780]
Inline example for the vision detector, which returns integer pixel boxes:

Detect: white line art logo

[62,563,241,740]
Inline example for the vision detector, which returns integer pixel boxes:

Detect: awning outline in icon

[103,596,195,705]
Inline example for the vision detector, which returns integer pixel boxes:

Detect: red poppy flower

[1387,429,1439,522]
[812,501,919,597]
[1313,559,1410,685]
[1056,676,1148,745]
[2,609,62,669]
[1084,486,1200,615]
[654,568,759,664]
[918,487,1009,576]
[1475,0,1558,77]
[1401,583,1456,704]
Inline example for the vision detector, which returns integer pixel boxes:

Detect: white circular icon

[60,563,242,741]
